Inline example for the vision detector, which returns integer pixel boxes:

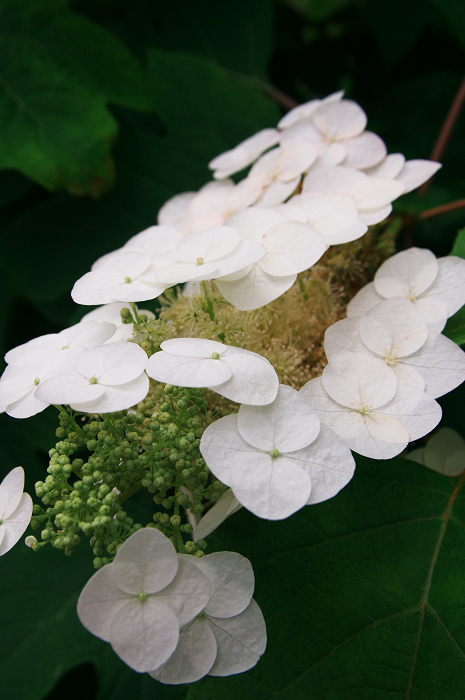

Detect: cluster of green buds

[29,382,226,568]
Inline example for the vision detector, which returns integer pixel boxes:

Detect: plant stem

[419,74,465,194]
[201,281,216,322]
[117,480,142,505]
[419,198,465,219]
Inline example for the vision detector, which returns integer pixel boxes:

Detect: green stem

[117,480,142,505]
[201,281,215,322]
[103,413,117,440]
[54,405,87,438]
[173,484,186,554]
[130,301,142,324]
[298,277,308,300]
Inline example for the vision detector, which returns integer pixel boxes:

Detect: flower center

[358,405,372,416]
[384,353,398,366]
[89,376,98,385]
[196,257,204,265]
[125,276,132,283]
[270,449,280,459]
[33,378,40,386]
[211,352,220,359]
[138,591,148,602]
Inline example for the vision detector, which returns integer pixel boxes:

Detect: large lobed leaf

[0,0,150,192]
[187,454,465,699]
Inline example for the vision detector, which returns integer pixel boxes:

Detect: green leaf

[187,455,465,699]
[0,0,150,192]
[0,52,279,303]
[282,0,352,22]
[427,0,465,53]
[444,306,465,345]
[146,49,281,164]
[451,227,465,258]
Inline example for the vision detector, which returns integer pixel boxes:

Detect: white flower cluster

[300,248,465,459]
[78,528,266,683]
[70,92,440,313]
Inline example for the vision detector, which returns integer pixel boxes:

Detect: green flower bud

[170,515,182,527]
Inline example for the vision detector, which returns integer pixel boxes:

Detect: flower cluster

[300,248,465,459]
[78,528,266,682]
[1,91,463,688]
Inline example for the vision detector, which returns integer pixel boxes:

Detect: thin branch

[419,198,465,219]
[419,74,465,194]
[222,69,298,110]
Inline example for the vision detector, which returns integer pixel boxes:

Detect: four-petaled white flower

[146,338,279,405]
[150,552,266,684]
[0,467,33,556]
[77,528,211,673]
[200,385,355,520]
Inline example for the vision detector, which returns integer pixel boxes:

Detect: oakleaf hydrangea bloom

[200,385,355,519]
[155,225,265,285]
[35,342,149,413]
[77,528,211,673]
[408,427,465,476]
[150,552,266,684]
[347,247,465,331]
[324,297,465,398]
[215,208,327,310]
[0,467,33,556]
[300,353,442,460]
[80,303,155,343]
[147,338,279,405]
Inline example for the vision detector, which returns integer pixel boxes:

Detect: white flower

[245,148,303,207]
[215,208,327,311]
[325,298,465,398]
[277,90,344,129]
[77,528,211,673]
[155,225,265,286]
[300,353,442,460]
[209,128,280,179]
[72,251,168,305]
[4,321,116,366]
[347,247,465,332]
[365,154,442,193]
[158,192,196,235]
[0,467,33,556]
[80,303,155,343]
[150,552,266,684]
[146,338,279,405]
[200,385,355,520]
[35,342,149,413]
[408,427,465,476]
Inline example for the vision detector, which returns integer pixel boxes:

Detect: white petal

[213,351,279,405]
[277,90,344,129]
[157,192,196,234]
[162,338,227,358]
[299,377,347,428]
[257,221,326,276]
[200,414,253,486]
[342,131,387,169]
[0,492,32,556]
[403,332,465,398]
[422,427,465,476]
[315,214,367,245]
[313,100,367,140]
[414,296,448,331]
[156,555,211,627]
[275,141,318,180]
[77,564,132,642]
[333,410,409,459]
[321,353,397,410]
[324,317,366,361]
[358,204,392,225]
[194,552,254,618]
[110,597,179,673]
[123,225,185,257]
[112,528,179,595]
[216,265,296,311]
[391,362,426,393]
[35,375,105,405]
[365,153,405,179]
[150,617,217,684]
[172,226,241,264]
[425,256,465,317]
[146,353,231,388]
[288,423,355,504]
[374,247,439,300]
[346,283,383,318]
[193,489,243,542]
[76,343,147,385]
[382,387,442,441]
[230,452,311,520]
[361,298,429,357]
[70,373,149,413]
[209,129,280,179]
[6,390,50,419]
[207,598,267,676]
[237,384,320,452]
[254,177,300,207]
[396,159,442,193]
[0,466,25,521]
